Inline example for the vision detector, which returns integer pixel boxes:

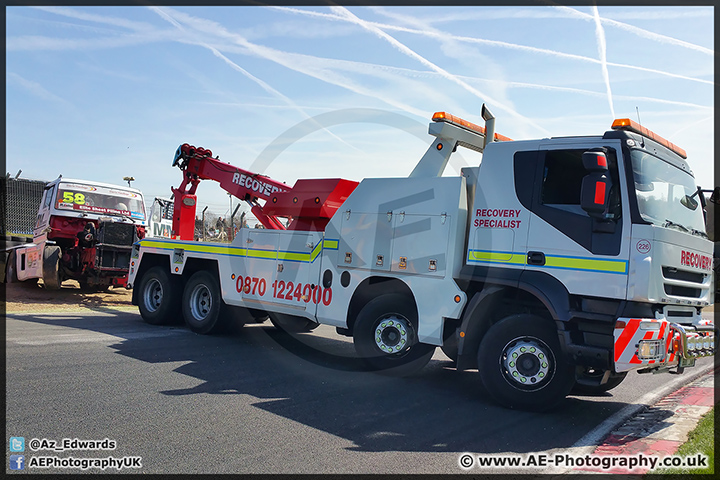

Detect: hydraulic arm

[169,143,358,239]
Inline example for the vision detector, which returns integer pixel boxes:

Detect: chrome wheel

[374,315,411,354]
[501,337,553,390]
[353,293,435,375]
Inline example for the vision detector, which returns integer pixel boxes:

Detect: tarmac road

[4,308,714,474]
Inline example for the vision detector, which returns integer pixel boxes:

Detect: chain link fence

[1,176,47,239]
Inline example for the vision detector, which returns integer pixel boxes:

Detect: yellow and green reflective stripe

[467,249,525,265]
[544,254,627,274]
[310,242,323,262]
[141,239,248,257]
[322,239,339,250]
[140,238,340,264]
[247,249,279,260]
[467,249,627,275]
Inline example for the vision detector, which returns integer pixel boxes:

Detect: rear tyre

[477,314,574,411]
[182,271,224,334]
[223,305,264,333]
[572,368,627,395]
[137,266,181,325]
[42,245,62,290]
[353,293,435,376]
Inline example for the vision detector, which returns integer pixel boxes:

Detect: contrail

[552,4,713,56]
[329,6,550,135]
[7,72,75,108]
[152,7,430,119]
[150,6,360,153]
[32,5,153,31]
[390,7,712,25]
[592,6,615,118]
[272,6,713,86]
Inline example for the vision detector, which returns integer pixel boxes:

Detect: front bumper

[613,317,715,373]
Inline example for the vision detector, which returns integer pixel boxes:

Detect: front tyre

[137,266,181,325]
[42,245,62,290]
[477,314,574,411]
[6,250,19,283]
[353,293,435,376]
[182,271,224,334]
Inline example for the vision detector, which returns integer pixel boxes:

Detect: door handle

[527,251,546,266]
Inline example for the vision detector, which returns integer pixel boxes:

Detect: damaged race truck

[4,177,147,290]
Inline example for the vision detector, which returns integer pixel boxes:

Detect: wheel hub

[189,284,212,320]
[144,279,163,313]
[502,338,551,387]
[375,316,410,354]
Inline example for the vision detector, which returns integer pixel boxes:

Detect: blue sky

[6,5,714,220]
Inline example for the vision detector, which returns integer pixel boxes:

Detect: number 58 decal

[62,191,86,204]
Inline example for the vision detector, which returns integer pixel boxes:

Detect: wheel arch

[456,272,572,371]
[345,276,415,335]
[131,253,171,305]
[182,256,220,282]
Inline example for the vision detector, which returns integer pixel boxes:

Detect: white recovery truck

[128,107,715,410]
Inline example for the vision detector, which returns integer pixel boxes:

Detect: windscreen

[56,182,146,221]
[630,150,705,233]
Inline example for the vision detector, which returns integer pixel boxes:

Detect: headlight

[638,339,662,360]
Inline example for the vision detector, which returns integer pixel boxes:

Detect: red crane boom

[170,143,358,240]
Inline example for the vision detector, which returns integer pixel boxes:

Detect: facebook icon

[9,455,25,470]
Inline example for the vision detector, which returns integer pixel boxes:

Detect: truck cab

[452,116,714,406]
[7,177,147,289]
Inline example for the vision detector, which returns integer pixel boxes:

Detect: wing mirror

[580,151,612,219]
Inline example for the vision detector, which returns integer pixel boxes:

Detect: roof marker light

[611,118,687,159]
[432,112,512,142]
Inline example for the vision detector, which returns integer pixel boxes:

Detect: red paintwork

[48,216,94,243]
[171,144,358,233]
[265,178,359,231]
[171,193,198,241]
[45,213,143,285]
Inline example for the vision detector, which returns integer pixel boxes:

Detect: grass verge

[647,407,714,476]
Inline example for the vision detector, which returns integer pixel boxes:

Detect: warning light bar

[433,112,512,142]
[611,118,687,159]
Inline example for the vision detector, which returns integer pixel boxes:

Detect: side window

[541,150,586,206]
[162,202,174,221]
[43,185,55,209]
[515,147,623,256]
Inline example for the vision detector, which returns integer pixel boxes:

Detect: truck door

[33,182,56,241]
[16,182,57,281]
[524,142,630,299]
